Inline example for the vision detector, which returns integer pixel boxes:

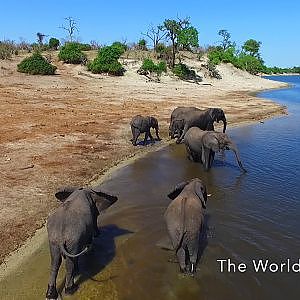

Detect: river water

[0,76,299,299]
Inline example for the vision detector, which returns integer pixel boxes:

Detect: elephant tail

[60,243,91,258]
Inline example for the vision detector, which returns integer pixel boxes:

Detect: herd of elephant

[46,107,247,299]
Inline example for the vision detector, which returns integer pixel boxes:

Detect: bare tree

[60,17,78,42]
[142,24,167,50]
[36,32,46,45]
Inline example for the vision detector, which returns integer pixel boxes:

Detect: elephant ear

[150,117,158,128]
[167,180,190,200]
[90,187,118,211]
[202,132,220,152]
[55,187,79,202]
[194,181,207,209]
[208,108,217,121]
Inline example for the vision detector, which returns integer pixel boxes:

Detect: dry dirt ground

[0,53,287,263]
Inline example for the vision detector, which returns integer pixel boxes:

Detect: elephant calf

[184,127,247,172]
[164,178,208,274]
[130,115,161,146]
[46,187,118,300]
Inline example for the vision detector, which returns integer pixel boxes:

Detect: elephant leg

[148,130,155,142]
[46,244,62,299]
[155,128,161,141]
[143,131,150,145]
[208,151,215,168]
[131,127,140,146]
[65,257,77,294]
[176,125,188,144]
[187,238,199,273]
[176,247,187,273]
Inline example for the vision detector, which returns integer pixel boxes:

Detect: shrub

[58,42,87,64]
[137,39,147,50]
[49,38,60,50]
[139,59,167,75]
[155,43,166,53]
[17,52,57,75]
[172,63,196,80]
[208,46,236,65]
[235,54,264,75]
[205,61,222,79]
[87,44,125,76]
[78,43,92,51]
[111,41,127,54]
[0,40,16,59]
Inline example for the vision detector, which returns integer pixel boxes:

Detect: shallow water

[1,76,300,299]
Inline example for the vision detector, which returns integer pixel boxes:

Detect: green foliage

[78,43,92,51]
[234,54,264,74]
[218,29,234,50]
[0,40,16,59]
[58,42,87,64]
[87,44,125,76]
[205,61,222,79]
[139,59,167,75]
[49,38,60,50]
[137,39,147,50]
[17,52,56,75]
[155,43,167,53]
[242,39,261,57]
[111,41,127,54]
[172,63,196,79]
[208,46,237,65]
[178,26,199,50]
[264,65,300,74]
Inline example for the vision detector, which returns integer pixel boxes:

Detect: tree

[242,39,261,57]
[49,38,60,50]
[162,17,190,67]
[218,29,234,50]
[36,32,46,45]
[178,26,199,50]
[137,39,147,50]
[60,17,78,42]
[142,24,167,50]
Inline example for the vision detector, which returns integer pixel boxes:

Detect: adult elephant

[184,127,247,172]
[164,178,208,274]
[169,106,201,138]
[130,115,161,146]
[46,187,118,300]
[174,107,227,143]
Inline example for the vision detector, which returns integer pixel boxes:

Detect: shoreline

[0,82,290,281]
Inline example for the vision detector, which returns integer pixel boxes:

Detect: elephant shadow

[57,224,133,295]
[135,138,161,146]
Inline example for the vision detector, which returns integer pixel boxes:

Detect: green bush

[17,52,57,75]
[87,44,125,76]
[137,39,147,50]
[139,59,167,75]
[172,63,196,79]
[155,43,167,53]
[111,41,127,54]
[78,43,92,51]
[49,38,60,50]
[235,54,264,75]
[208,47,236,65]
[58,42,87,64]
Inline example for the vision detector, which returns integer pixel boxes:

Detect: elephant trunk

[229,144,247,173]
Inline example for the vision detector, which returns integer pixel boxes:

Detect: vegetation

[139,58,167,75]
[0,40,17,59]
[49,38,60,50]
[60,17,78,42]
[17,52,57,75]
[58,42,87,64]
[218,29,235,50]
[87,43,125,76]
[137,39,147,50]
[172,63,196,79]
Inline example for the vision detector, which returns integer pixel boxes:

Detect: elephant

[169,106,201,138]
[171,107,227,143]
[46,186,118,300]
[184,127,247,172]
[164,178,208,274]
[130,115,161,146]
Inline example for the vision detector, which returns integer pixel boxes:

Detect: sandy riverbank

[0,53,288,268]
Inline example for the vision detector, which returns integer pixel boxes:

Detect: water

[1,76,300,299]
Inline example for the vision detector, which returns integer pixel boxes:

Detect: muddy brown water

[1,76,300,299]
